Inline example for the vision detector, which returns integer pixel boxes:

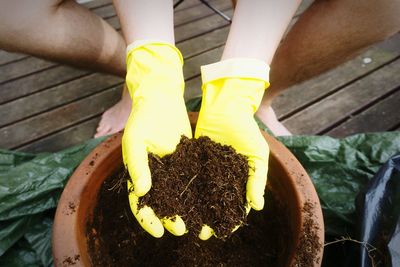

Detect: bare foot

[256,106,292,136]
[94,92,132,138]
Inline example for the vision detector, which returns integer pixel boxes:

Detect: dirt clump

[138,136,248,237]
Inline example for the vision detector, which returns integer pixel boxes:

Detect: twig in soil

[179,174,198,197]
[108,177,125,193]
[152,154,164,165]
[324,236,381,267]
[108,169,129,193]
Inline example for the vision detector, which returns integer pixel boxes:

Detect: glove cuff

[126,40,184,66]
[200,58,270,88]
[125,40,185,98]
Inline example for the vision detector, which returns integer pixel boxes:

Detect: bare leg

[256,0,400,135]
[222,0,300,64]
[113,0,175,45]
[0,0,126,76]
[0,0,134,137]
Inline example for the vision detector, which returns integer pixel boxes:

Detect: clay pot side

[52,112,324,267]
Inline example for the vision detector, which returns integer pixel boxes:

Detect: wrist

[200,59,269,112]
[201,58,270,88]
[126,40,183,65]
[126,41,185,98]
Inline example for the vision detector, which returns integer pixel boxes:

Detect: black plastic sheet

[356,154,400,267]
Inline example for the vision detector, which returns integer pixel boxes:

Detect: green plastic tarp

[0,138,105,267]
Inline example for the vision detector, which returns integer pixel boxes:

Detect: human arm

[113,0,191,238]
[196,0,301,240]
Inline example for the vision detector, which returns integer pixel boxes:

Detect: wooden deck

[0,0,399,153]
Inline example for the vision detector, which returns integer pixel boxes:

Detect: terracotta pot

[52,112,324,267]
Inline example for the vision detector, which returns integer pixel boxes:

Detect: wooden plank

[185,76,202,100]
[178,25,229,58]
[0,51,28,66]
[17,117,101,153]
[174,0,204,11]
[282,58,400,134]
[175,0,232,27]
[0,86,122,149]
[105,8,233,43]
[272,33,400,120]
[91,3,115,18]
[0,57,56,84]
[183,45,224,79]
[326,89,400,137]
[0,74,122,127]
[297,0,313,15]
[0,66,89,104]
[83,0,112,9]
[84,0,200,11]
[89,0,227,26]
[175,9,233,43]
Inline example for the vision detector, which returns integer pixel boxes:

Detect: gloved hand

[123,41,192,238]
[195,58,270,240]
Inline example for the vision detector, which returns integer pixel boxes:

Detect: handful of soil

[136,136,249,238]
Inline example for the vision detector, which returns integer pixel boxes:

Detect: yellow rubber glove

[123,41,192,238]
[195,58,270,240]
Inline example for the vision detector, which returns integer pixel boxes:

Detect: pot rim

[52,112,324,267]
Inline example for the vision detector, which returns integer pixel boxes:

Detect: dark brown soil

[87,167,292,267]
[62,255,80,266]
[292,202,322,267]
[138,136,248,237]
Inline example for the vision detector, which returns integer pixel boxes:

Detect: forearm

[113,0,175,45]
[222,0,301,64]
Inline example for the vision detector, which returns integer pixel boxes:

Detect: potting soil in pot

[87,137,292,266]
